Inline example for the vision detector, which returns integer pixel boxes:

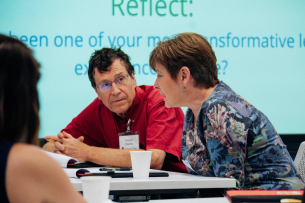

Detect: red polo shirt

[62,85,187,173]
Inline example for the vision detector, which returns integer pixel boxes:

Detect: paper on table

[43,151,78,167]
[182,159,196,173]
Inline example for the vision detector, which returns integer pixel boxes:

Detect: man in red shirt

[43,48,187,173]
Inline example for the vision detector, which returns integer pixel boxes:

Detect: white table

[69,168,236,192]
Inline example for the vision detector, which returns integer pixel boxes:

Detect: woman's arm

[6,143,86,203]
[204,102,250,189]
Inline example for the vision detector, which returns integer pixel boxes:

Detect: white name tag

[119,134,139,149]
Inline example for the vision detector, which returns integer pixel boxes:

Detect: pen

[76,173,93,176]
[67,162,80,165]
[99,167,131,171]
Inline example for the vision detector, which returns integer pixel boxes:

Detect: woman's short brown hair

[149,32,219,88]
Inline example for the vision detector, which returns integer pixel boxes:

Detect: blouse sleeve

[202,101,252,189]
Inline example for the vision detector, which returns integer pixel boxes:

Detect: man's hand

[43,132,84,157]
[43,134,64,154]
[58,132,89,162]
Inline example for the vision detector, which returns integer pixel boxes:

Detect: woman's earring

[183,85,186,92]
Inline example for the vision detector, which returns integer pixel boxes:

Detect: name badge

[118,132,139,149]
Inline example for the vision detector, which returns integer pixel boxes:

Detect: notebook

[226,190,303,202]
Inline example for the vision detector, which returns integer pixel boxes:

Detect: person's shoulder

[204,82,247,108]
[137,85,167,111]
[209,81,235,101]
[213,81,253,106]
[137,85,164,102]
[6,144,86,203]
[137,85,184,117]
[9,144,54,168]
[89,97,104,108]
[203,88,227,110]
[8,143,65,177]
[201,82,256,123]
[77,97,107,117]
[7,143,73,191]
[9,143,40,160]
[198,83,234,117]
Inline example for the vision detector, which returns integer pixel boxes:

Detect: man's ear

[93,86,98,93]
[180,67,191,88]
[131,72,136,86]
[94,86,103,100]
[130,72,135,79]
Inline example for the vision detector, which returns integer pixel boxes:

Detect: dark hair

[88,47,134,88]
[149,32,219,88]
[0,34,40,145]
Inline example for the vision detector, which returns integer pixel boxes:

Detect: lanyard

[118,119,139,149]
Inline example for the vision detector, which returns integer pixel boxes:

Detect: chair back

[294,141,305,181]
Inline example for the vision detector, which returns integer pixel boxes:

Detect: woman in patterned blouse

[149,32,304,190]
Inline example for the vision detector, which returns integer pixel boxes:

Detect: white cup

[130,151,152,179]
[81,176,111,203]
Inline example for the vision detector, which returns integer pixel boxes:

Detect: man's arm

[45,132,166,169]
[86,146,166,169]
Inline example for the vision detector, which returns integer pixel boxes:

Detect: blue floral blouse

[182,81,304,190]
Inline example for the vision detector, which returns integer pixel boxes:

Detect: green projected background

[0,0,304,137]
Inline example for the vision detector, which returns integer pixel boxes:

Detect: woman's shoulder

[7,143,63,178]
[6,145,86,203]
[202,82,255,119]
[9,143,47,162]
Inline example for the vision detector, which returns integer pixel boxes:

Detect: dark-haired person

[149,32,305,190]
[43,47,187,173]
[0,34,86,202]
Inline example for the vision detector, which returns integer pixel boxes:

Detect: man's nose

[110,82,122,95]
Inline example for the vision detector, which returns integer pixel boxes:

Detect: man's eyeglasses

[96,74,130,92]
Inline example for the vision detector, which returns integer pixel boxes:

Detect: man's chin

[112,106,129,116]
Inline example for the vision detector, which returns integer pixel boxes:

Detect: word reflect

[112,0,193,17]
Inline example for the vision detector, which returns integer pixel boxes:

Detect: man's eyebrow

[114,72,124,77]
[97,79,109,85]
[97,72,125,85]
